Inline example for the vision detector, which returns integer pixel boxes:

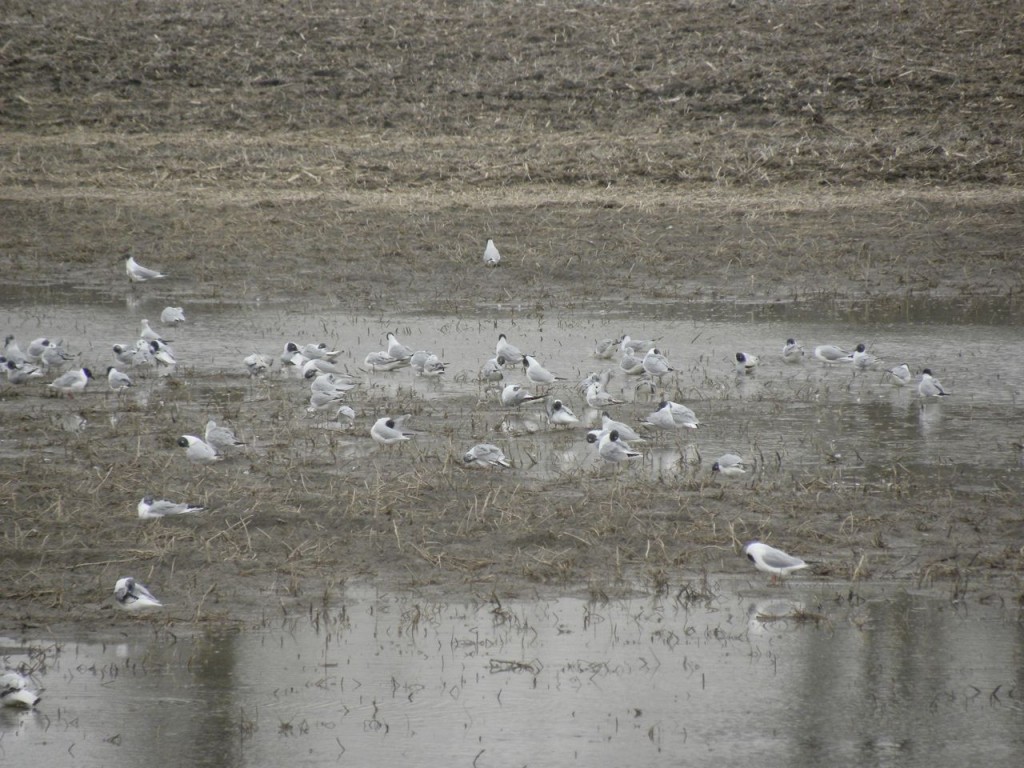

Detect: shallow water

[1,582,1021,768]
[2,289,1023,491]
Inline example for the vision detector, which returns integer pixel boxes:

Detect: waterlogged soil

[2,0,1024,632]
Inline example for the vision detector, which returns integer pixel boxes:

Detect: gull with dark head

[178,435,222,465]
[1,671,40,709]
[743,541,808,583]
[114,577,163,610]
[781,338,805,363]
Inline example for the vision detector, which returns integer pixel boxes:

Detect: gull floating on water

[48,367,92,397]
[463,443,510,468]
[735,352,759,375]
[483,239,501,267]
[0,671,40,709]
[918,368,949,397]
[160,306,186,325]
[125,255,166,282]
[744,541,808,582]
[114,577,163,610]
[178,435,222,464]
[138,496,205,520]
[781,338,805,363]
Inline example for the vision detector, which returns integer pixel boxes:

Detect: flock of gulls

[0,247,955,708]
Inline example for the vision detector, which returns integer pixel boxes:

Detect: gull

[500,383,544,407]
[619,351,645,376]
[205,419,244,453]
[918,368,949,397]
[642,399,699,430]
[523,354,561,386]
[495,333,525,366]
[113,343,140,367]
[420,354,446,377]
[138,496,205,520]
[735,352,758,374]
[114,577,163,610]
[620,334,658,354]
[308,370,357,394]
[480,356,506,383]
[781,338,805,363]
[642,348,674,379]
[577,369,610,394]
[364,350,410,372]
[463,443,510,468]
[148,339,177,367]
[593,338,617,359]
[160,306,186,325]
[25,337,56,363]
[598,429,642,464]
[177,435,222,464]
[386,332,413,361]
[600,411,643,442]
[409,349,431,374]
[743,541,808,582]
[334,404,357,427]
[281,341,304,366]
[244,352,274,377]
[886,363,913,387]
[712,453,747,478]
[125,255,166,282]
[139,319,169,345]
[302,357,346,376]
[4,359,44,384]
[299,342,341,361]
[851,343,878,370]
[48,367,92,397]
[0,671,40,709]
[3,335,28,366]
[546,398,580,427]
[308,388,349,412]
[813,344,852,364]
[28,338,71,369]
[106,366,133,391]
[371,415,414,445]
[585,380,624,409]
[483,239,501,267]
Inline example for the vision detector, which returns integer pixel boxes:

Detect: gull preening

[125,255,166,282]
[743,541,808,582]
[178,435,222,464]
[545,398,580,427]
[585,380,624,409]
[781,338,805,363]
[205,419,244,453]
[600,412,643,442]
[463,443,510,468]
[813,344,852,364]
[106,366,133,391]
[160,306,186,325]
[371,415,415,445]
[500,383,544,407]
[886,363,913,387]
[114,577,163,610]
[642,348,674,379]
[244,352,274,377]
[4,359,44,384]
[711,453,747,478]
[483,239,501,267]
[363,350,410,372]
[851,343,878,370]
[620,335,658,355]
[735,352,759,375]
[593,339,616,359]
[1,671,40,709]
[138,496,205,519]
[918,368,949,397]
[496,334,525,366]
[479,355,506,383]
[523,354,561,386]
[385,332,414,362]
[642,399,699,431]
[619,350,645,376]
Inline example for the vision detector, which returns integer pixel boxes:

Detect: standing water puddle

[2,289,1023,491]
[1,583,1021,767]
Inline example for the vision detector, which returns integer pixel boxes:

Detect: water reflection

[1,584,1021,767]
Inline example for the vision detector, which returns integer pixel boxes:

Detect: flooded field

[2,583,1022,767]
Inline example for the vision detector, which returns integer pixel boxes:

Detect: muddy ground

[1,0,1023,632]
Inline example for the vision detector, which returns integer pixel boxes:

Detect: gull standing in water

[600,412,644,442]
[886,363,913,387]
[619,350,645,376]
[125,255,166,282]
[593,339,617,359]
[483,239,501,267]
[743,541,808,583]
[598,430,642,464]
[524,354,562,386]
[585,380,624,409]
[480,355,506,383]
[463,443,510,468]
[114,577,163,610]
[138,496,205,519]
[851,343,878,370]
[620,335,658,355]
[642,348,674,379]
[918,368,949,397]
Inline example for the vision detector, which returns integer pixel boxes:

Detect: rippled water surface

[2,583,1022,768]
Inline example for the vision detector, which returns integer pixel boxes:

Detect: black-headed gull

[642,348,674,379]
[371,415,414,445]
[781,338,805,363]
[523,354,561,386]
[385,332,413,361]
[712,453,746,478]
[598,429,642,464]
[495,334,524,366]
[48,367,92,397]
[106,366,133,391]
[886,363,912,387]
[918,368,949,397]
[138,496,205,519]
[545,398,580,427]
[642,399,699,430]
[735,352,758,374]
[0,671,40,709]
[500,383,544,407]
[178,435,222,464]
[463,443,510,468]
[114,577,163,610]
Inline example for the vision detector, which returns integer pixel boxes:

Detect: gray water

[1,582,1022,768]
[2,289,1023,491]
